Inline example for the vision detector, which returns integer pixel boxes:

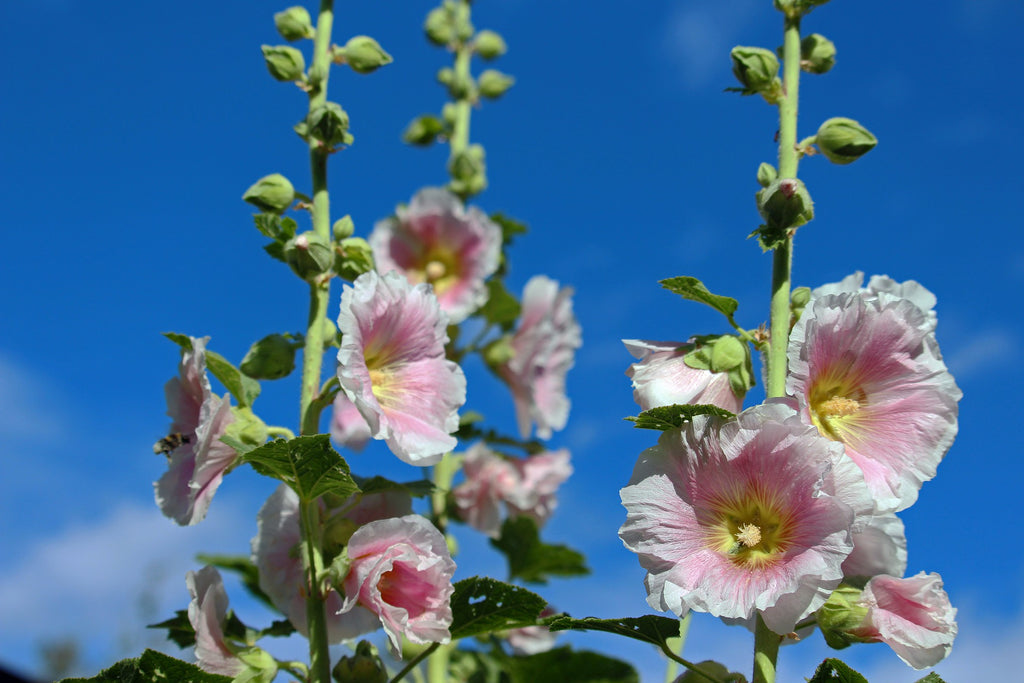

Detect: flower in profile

[186,566,243,676]
[341,514,457,651]
[369,188,502,323]
[505,449,572,526]
[337,271,467,465]
[499,276,582,439]
[623,339,745,413]
[787,286,961,511]
[619,400,859,634]
[154,336,237,526]
[330,392,372,452]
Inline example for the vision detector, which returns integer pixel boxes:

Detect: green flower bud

[424,7,454,46]
[791,286,812,325]
[225,406,269,449]
[449,144,487,195]
[321,316,338,347]
[446,72,475,100]
[677,661,746,683]
[757,177,814,231]
[235,647,278,683]
[274,6,314,42]
[817,585,872,650]
[308,101,353,148]
[261,44,305,82]
[402,115,444,146]
[340,35,393,75]
[243,174,295,214]
[285,231,334,281]
[332,641,388,683]
[240,334,296,380]
[474,30,507,60]
[451,2,475,42]
[730,46,779,95]
[483,335,515,367]
[815,117,878,165]
[441,102,459,128]
[709,336,746,373]
[756,162,777,188]
[335,237,374,281]
[801,33,836,74]
[478,69,515,99]
[332,215,354,240]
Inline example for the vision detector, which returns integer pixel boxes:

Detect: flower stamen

[735,523,762,548]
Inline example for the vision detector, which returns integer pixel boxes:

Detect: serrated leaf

[195,554,278,612]
[147,609,195,649]
[205,351,261,407]
[449,576,547,640]
[478,279,521,327]
[490,517,589,584]
[625,404,735,431]
[253,213,283,240]
[59,649,232,683]
[913,674,946,683]
[263,242,286,262]
[243,434,359,502]
[807,658,869,683]
[660,276,739,318]
[509,647,637,683]
[352,475,436,498]
[545,614,681,650]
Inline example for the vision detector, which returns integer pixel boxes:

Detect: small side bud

[332,641,388,683]
[235,647,278,683]
[403,115,444,146]
[332,215,354,240]
[340,36,393,74]
[240,334,296,380]
[307,101,353,148]
[285,231,334,281]
[815,117,878,165]
[730,46,780,98]
[261,44,306,82]
[243,174,295,214]
[790,286,812,325]
[225,406,269,450]
[817,585,872,650]
[474,30,507,60]
[446,72,475,100]
[801,33,836,74]
[756,162,777,188]
[449,144,487,196]
[478,70,515,99]
[335,237,374,281]
[424,7,454,46]
[274,6,314,42]
[441,102,459,128]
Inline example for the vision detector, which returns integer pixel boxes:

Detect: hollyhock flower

[330,392,372,452]
[850,573,957,669]
[337,271,467,466]
[811,272,937,332]
[155,336,237,526]
[370,188,501,323]
[453,443,519,537]
[505,449,573,526]
[341,514,457,651]
[252,484,412,642]
[623,339,744,413]
[619,400,860,634]
[499,275,582,439]
[186,566,243,676]
[787,287,961,511]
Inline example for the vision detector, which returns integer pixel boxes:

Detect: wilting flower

[499,276,582,439]
[155,336,237,526]
[619,400,860,634]
[330,392,372,452]
[186,566,243,676]
[623,339,744,413]
[341,514,457,651]
[369,188,502,323]
[337,271,467,465]
[788,285,961,511]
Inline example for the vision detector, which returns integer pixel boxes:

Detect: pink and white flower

[186,566,243,676]
[337,271,467,466]
[330,392,372,452]
[850,572,957,669]
[370,188,502,324]
[506,449,573,526]
[341,514,457,651]
[811,272,937,332]
[623,339,744,413]
[499,276,582,439]
[619,400,860,634]
[787,286,960,512]
[155,336,237,526]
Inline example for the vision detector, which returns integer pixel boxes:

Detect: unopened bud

[815,117,877,165]
[340,36,392,74]
[243,174,295,214]
[424,7,454,46]
[235,646,278,683]
[240,334,296,380]
[474,30,507,60]
[709,336,746,373]
[308,101,353,148]
[225,406,269,449]
[403,115,444,146]
[756,162,777,188]
[757,177,814,231]
[730,46,779,95]
[478,70,515,99]
[817,585,872,650]
[801,33,836,74]
[335,237,374,281]
[261,44,305,82]
[274,6,314,42]
[332,641,388,683]
[285,231,334,281]
[332,215,354,240]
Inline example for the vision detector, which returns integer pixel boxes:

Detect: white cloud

[0,352,67,443]
[945,329,1017,382]
[662,1,761,90]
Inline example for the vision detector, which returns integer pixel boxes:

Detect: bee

[153,432,190,456]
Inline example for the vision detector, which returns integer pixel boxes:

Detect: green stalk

[300,499,331,683]
[662,613,693,683]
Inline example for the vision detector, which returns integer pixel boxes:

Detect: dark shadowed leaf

[59,649,232,683]
[625,404,735,431]
[490,517,589,584]
[449,576,546,639]
[807,658,869,683]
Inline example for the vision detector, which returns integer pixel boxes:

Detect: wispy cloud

[661,0,762,90]
[945,329,1017,382]
[0,352,67,443]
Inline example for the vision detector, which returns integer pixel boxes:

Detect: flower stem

[300,499,331,683]
[389,643,440,683]
[753,614,782,683]
[662,612,693,683]
[426,642,452,683]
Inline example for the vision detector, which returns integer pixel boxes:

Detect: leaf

[195,554,278,612]
[490,517,589,584]
[508,647,638,683]
[449,576,547,640]
[807,658,869,683]
[59,649,232,683]
[545,614,681,650]
[490,212,529,244]
[162,332,193,350]
[625,404,736,431]
[205,350,261,407]
[659,276,739,318]
[478,279,521,327]
[258,619,297,639]
[913,675,946,683]
[352,475,436,498]
[147,609,194,649]
[219,433,259,457]
[242,434,360,502]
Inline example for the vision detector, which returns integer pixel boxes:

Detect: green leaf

[659,276,739,318]
[478,279,521,327]
[147,609,194,648]
[162,332,194,350]
[807,658,869,683]
[59,649,232,683]
[490,517,589,584]
[625,404,736,431]
[449,576,547,640]
[194,554,278,612]
[509,647,637,683]
[205,350,261,408]
[913,675,946,683]
[258,619,297,639]
[545,614,681,650]
[490,212,529,244]
[242,434,359,502]
[352,475,436,498]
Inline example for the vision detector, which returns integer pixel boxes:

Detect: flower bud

[676,661,746,683]
[478,70,515,99]
[815,117,877,165]
[730,46,779,95]
[321,316,338,347]
[790,286,811,324]
[225,406,269,449]
[307,101,353,148]
[332,641,388,683]
[333,215,354,240]
[756,162,777,188]
[424,7,454,46]
[801,33,836,74]
[240,334,296,380]
[446,72,475,100]
[261,44,305,82]
[243,174,295,214]
[449,144,487,196]
[436,67,455,86]
[274,6,314,42]
[403,115,444,146]
[340,35,393,74]
[756,177,814,231]
[441,103,459,128]
[334,237,374,281]
[474,30,507,60]
[817,585,872,650]
[285,231,334,281]
[235,647,278,683]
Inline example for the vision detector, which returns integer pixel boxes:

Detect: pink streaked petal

[187,566,243,676]
[623,339,743,413]
[330,392,372,452]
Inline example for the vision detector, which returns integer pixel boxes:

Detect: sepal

[337,36,393,74]
[274,7,314,42]
[261,44,305,82]
[801,33,836,74]
[815,117,878,165]
[333,641,388,683]
[243,174,295,214]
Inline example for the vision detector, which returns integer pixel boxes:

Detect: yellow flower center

[808,370,867,443]
[410,248,460,295]
[706,491,794,568]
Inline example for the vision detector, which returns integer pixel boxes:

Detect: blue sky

[2,0,1023,680]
